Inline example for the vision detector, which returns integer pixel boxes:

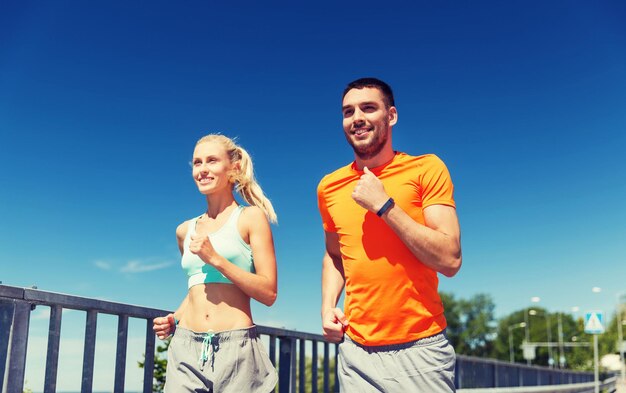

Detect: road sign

[522,342,536,360]
[585,311,605,334]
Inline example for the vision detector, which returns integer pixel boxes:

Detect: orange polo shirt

[317,152,455,346]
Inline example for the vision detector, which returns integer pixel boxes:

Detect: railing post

[114,314,129,393]
[334,343,339,392]
[269,335,277,366]
[456,356,463,389]
[81,310,98,393]
[142,318,156,393]
[44,305,63,393]
[0,299,15,392]
[6,301,31,393]
[279,336,296,393]
[298,339,305,393]
[323,342,329,393]
[493,360,498,388]
[311,341,318,393]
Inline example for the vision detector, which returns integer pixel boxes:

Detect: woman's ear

[228,162,242,183]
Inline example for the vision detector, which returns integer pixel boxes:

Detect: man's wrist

[376,197,394,217]
[321,305,335,317]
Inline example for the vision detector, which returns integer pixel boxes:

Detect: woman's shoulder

[240,205,270,227]
[175,217,195,240]
[241,205,266,219]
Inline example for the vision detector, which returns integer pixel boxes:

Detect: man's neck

[354,147,396,170]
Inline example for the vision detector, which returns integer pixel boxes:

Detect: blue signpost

[585,311,605,393]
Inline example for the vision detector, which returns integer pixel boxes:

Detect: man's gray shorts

[164,326,277,393]
[338,331,456,392]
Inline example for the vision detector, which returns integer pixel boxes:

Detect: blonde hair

[195,134,277,223]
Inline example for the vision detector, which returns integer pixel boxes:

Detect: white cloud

[121,259,172,273]
[94,260,112,270]
[31,307,50,320]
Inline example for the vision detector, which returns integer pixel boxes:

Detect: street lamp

[616,292,625,384]
[523,296,541,365]
[591,286,602,393]
[508,322,527,363]
[557,311,564,368]
[554,305,582,369]
[529,308,554,368]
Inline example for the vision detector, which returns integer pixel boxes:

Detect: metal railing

[0,284,337,393]
[1,284,599,393]
[455,355,594,388]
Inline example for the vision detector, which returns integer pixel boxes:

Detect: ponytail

[196,134,277,223]
[231,146,277,223]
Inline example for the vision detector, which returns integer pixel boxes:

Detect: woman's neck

[204,192,237,218]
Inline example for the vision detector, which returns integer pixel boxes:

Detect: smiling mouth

[198,177,214,185]
[353,128,371,137]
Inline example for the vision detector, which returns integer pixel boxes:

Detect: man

[317,77,462,392]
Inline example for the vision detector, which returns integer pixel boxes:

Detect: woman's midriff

[180,283,253,332]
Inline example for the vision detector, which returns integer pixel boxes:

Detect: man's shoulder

[395,152,447,171]
[317,162,355,190]
[397,152,443,163]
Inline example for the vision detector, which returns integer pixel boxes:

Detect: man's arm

[382,203,461,277]
[352,167,462,277]
[321,231,349,342]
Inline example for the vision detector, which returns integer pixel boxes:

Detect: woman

[153,134,278,392]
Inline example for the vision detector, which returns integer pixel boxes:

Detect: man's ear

[388,106,398,126]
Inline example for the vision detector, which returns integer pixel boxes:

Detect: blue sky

[2,1,626,390]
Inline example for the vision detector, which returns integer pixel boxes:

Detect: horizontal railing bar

[0,285,168,318]
[0,285,25,299]
[25,289,167,318]
[457,376,617,393]
[456,355,593,374]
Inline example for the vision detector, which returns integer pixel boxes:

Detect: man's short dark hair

[342,77,395,108]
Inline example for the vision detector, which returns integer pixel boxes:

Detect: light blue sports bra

[181,205,254,288]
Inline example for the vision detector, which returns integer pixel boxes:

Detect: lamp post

[524,308,531,365]
[508,322,527,363]
[617,292,625,383]
[530,309,554,367]
[557,312,564,368]
[523,296,541,365]
[591,286,602,393]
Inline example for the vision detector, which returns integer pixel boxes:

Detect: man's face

[342,87,396,160]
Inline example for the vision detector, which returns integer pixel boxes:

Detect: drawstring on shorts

[199,331,216,370]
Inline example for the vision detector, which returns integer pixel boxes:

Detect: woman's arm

[189,206,278,306]
[153,221,191,339]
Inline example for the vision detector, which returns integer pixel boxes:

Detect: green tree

[598,308,626,364]
[441,292,462,349]
[138,338,170,393]
[492,309,594,369]
[296,356,337,393]
[442,292,497,357]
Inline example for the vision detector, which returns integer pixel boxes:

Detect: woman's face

[191,141,234,195]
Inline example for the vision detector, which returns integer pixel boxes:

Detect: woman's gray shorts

[338,331,456,392]
[164,326,277,393]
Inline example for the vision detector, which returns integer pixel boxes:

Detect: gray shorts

[164,326,277,393]
[338,331,456,393]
